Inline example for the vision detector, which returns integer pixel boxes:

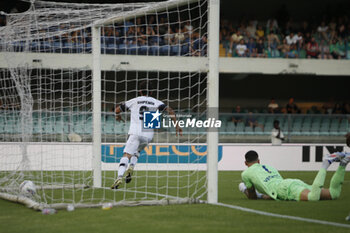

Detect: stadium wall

[1,143,348,171]
[1,52,350,75]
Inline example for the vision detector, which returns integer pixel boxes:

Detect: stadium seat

[160,45,170,55]
[171,45,180,56]
[138,45,149,55]
[128,43,138,55]
[254,127,264,135]
[225,122,235,134]
[245,126,254,135]
[301,122,311,135]
[319,124,330,136]
[84,43,92,53]
[32,123,42,134]
[118,43,127,54]
[181,44,190,55]
[103,122,114,134]
[43,123,55,134]
[291,122,302,135]
[149,45,159,55]
[40,41,52,53]
[235,122,245,134]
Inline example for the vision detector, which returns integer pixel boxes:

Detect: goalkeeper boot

[111,177,122,189]
[340,153,350,167]
[125,165,134,184]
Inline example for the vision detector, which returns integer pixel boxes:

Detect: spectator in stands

[164,27,175,45]
[246,112,264,131]
[268,98,279,113]
[184,21,193,35]
[232,105,244,126]
[285,44,299,58]
[329,17,337,32]
[271,120,284,145]
[0,15,6,26]
[285,32,298,45]
[278,39,290,57]
[236,39,248,57]
[295,32,303,49]
[333,103,343,114]
[158,17,168,35]
[317,21,329,41]
[322,98,335,114]
[267,31,280,57]
[306,37,319,59]
[343,103,350,114]
[303,32,312,45]
[256,39,266,57]
[246,20,257,39]
[174,28,185,44]
[266,18,279,34]
[329,39,338,59]
[338,24,347,39]
[300,21,310,36]
[246,37,257,57]
[318,39,332,59]
[229,30,243,54]
[286,98,300,114]
[221,28,232,57]
[255,25,264,39]
[335,38,346,59]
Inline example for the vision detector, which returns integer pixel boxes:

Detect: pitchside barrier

[1,143,348,171]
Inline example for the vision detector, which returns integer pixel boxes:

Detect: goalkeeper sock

[321,159,332,170]
[308,168,327,201]
[329,165,346,200]
[130,155,138,167]
[118,157,129,177]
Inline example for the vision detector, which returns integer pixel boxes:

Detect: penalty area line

[214,202,350,229]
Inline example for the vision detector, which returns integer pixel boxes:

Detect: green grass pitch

[0,171,350,233]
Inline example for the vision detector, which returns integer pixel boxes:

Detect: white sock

[130,155,138,167]
[118,157,129,177]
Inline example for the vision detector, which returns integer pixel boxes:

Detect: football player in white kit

[111,81,182,189]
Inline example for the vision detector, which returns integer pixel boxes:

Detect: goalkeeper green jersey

[241,163,283,200]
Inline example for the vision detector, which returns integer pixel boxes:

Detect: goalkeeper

[111,81,182,189]
[239,150,349,201]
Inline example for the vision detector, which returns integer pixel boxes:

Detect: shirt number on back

[262,165,272,173]
[139,105,148,120]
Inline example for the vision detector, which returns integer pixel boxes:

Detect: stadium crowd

[232,98,350,115]
[0,14,207,56]
[220,15,350,59]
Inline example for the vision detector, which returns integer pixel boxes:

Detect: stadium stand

[0,16,207,57]
[220,15,350,59]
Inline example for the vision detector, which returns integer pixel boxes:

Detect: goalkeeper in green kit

[239,150,350,201]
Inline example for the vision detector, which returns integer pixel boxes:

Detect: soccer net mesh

[0,0,209,209]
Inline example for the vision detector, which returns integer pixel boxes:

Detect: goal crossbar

[93,0,200,27]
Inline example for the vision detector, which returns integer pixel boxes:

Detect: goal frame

[89,0,220,203]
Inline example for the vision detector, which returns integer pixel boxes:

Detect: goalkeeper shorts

[275,179,311,201]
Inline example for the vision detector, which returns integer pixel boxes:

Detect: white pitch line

[214,202,350,229]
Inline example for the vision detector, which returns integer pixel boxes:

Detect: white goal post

[0,0,219,209]
[90,0,220,201]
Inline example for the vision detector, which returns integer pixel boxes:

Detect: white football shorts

[123,134,152,156]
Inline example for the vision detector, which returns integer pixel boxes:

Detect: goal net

[0,0,214,210]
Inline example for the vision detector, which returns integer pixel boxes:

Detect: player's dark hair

[245,150,259,163]
[138,81,153,96]
[273,120,279,125]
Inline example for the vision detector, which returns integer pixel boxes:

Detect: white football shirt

[124,96,165,139]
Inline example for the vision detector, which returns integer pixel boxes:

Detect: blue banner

[102,145,223,164]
